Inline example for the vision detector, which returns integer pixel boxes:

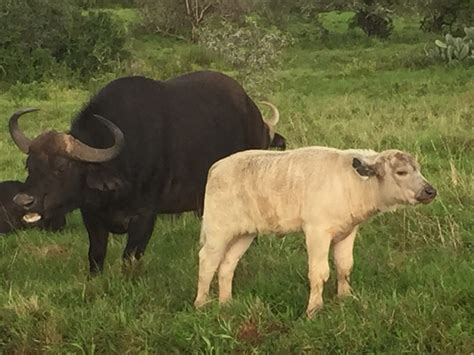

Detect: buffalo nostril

[13,193,35,209]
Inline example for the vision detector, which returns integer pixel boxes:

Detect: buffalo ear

[270,132,286,150]
[86,168,124,192]
[352,157,385,177]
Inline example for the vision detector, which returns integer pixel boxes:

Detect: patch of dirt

[24,244,70,258]
[237,320,263,346]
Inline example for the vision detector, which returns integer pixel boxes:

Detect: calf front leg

[333,226,358,298]
[304,224,332,319]
[81,209,109,274]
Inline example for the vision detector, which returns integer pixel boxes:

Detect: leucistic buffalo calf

[0,181,65,234]
[194,147,437,318]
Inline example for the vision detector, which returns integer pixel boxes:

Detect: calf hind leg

[194,233,233,308]
[218,234,256,304]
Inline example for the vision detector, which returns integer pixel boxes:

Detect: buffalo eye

[396,171,408,176]
[53,157,69,175]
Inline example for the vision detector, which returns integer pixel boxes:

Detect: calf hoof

[337,285,353,298]
[218,296,233,306]
[306,304,323,319]
[194,297,210,309]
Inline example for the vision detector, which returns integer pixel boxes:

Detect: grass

[0,10,473,354]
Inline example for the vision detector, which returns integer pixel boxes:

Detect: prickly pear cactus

[427,27,474,64]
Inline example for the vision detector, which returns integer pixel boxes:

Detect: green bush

[0,0,128,83]
[418,0,474,35]
[348,0,394,39]
[62,11,129,77]
[76,0,135,8]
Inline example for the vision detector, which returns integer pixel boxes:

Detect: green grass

[0,10,473,354]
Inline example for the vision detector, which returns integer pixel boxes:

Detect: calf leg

[194,232,233,308]
[218,234,256,304]
[304,225,332,319]
[123,211,158,263]
[333,226,358,298]
[81,209,109,274]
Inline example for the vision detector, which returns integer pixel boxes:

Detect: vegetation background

[0,0,472,353]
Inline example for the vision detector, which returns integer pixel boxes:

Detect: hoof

[306,304,323,319]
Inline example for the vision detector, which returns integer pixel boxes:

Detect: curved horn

[260,101,280,127]
[8,108,39,154]
[65,114,124,163]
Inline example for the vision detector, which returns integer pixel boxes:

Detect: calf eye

[396,171,408,176]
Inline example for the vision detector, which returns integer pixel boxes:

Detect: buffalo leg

[122,212,157,262]
[81,209,109,274]
[218,234,256,304]
[304,224,332,318]
[333,226,358,298]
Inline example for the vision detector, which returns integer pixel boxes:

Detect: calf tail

[199,227,206,247]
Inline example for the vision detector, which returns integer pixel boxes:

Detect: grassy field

[0,11,473,354]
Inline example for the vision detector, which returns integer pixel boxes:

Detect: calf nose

[13,193,35,209]
[424,185,437,198]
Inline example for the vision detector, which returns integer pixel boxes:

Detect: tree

[136,0,250,41]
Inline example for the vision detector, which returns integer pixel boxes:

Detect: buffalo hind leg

[304,224,332,319]
[333,226,358,298]
[123,211,158,264]
[194,233,233,308]
[81,209,109,274]
[218,234,256,304]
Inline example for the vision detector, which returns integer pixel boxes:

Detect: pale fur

[194,146,433,318]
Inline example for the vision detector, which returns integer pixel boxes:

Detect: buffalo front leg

[304,225,332,319]
[333,226,358,298]
[81,209,109,274]
[218,234,256,304]
[123,211,158,264]
[194,233,232,308]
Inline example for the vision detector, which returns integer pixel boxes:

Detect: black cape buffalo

[0,180,65,234]
[8,71,285,273]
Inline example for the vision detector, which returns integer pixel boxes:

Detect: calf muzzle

[416,185,437,203]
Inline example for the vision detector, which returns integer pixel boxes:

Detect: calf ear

[86,168,124,192]
[352,157,385,177]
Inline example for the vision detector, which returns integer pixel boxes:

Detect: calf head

[8,109,124,224]
[353,149,437,206]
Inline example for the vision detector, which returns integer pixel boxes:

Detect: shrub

[0,0,76,82]
[418,0,474,35]
[62,11,129,77]
[135,0,190,38]
[0,0,128,83]
[348,0,394,39]
[135,0,250,41]
[77,0,135,8]
[197,16,294,95]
